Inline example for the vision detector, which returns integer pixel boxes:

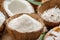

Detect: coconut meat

[41,7,60,23]
[0,11,5,27]
[8,14,43,33]
[45,27,60,40]
[4,0,34,16]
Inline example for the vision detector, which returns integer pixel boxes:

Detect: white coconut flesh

[0,11,5,27]
[8,14,43,33]
[41,7,60,23]
[3,0,34,16]
[45,27,60,40]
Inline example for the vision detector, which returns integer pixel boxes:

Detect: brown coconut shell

[37,0,60,29]
[44,26,60,40]
[2,30,15,40]
[0,0,4,5]
[0,1,8,32]
[6,13,44,40]
[0,11,7,32]
[29,0,48,10]
[0,0,9,18]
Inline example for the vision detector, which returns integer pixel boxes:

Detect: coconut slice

[6,14,44,40]
[44,26,60,40]
[0,11,6,32]
[3,0,35,17]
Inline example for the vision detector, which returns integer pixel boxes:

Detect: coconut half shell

[37,0,60,28]
[3,0,35,17]
[6,13,44,40]
[44,26,60,40]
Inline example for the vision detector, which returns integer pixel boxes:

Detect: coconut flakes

[41,7,60,23]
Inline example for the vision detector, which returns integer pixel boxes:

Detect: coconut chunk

[0,11,5,27]
[8,14,43,33]
[3,0,35,16]
[41,7,60,23]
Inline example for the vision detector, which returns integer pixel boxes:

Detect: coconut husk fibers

[37,0,60,29]
[6,13,44,40]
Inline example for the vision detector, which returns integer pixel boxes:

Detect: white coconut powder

[0,11,5,27]
[45,27,60,40]
[8,14,43,33]
[41,7,60,23]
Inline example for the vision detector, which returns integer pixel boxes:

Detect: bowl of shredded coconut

[37,0,60,28]
[6,13,44,40]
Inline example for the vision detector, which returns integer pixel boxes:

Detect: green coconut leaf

[27,0,42,5]
[38,32,46,40]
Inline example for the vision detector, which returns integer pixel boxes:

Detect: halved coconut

[37,0,60,28]
[44,26,60,40]
[6,14,44,40]
[0,11,6,32]
[3,0,35,17]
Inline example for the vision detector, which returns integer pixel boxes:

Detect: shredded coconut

[45,36,54,40]
[8,14,43,33]
[41,7,60,23]
[45,27,60,40]
[0,11,5,27]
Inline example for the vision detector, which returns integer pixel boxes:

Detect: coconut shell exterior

[2,30,15,40]
[44,26,60,40]
[0,1,8,32]
[37,0,60,28]
[6,14,44,40]
[29,0,48,10]
[0,0,9,18]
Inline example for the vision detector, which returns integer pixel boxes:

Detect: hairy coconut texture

[2,33,14,40]
[0,11,6,32]
[0,0,4,5]
[6,14,44,40]
[3,0,35,17]
[37,0,60,29]
[44,26,60,40]
[2,30,15,40]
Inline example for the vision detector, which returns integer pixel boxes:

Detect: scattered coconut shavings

[0,11,5,27]
[45,36,55,40]
[8,14,43,33]
[45,27,60,40]
[50,30,60,37]
[41,7,60,23]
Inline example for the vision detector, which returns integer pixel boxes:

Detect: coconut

[3,0,35,17]
[37,0,60,28]
[0,11,6,32]
[44,26,60,40]
[6,14,44,40]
